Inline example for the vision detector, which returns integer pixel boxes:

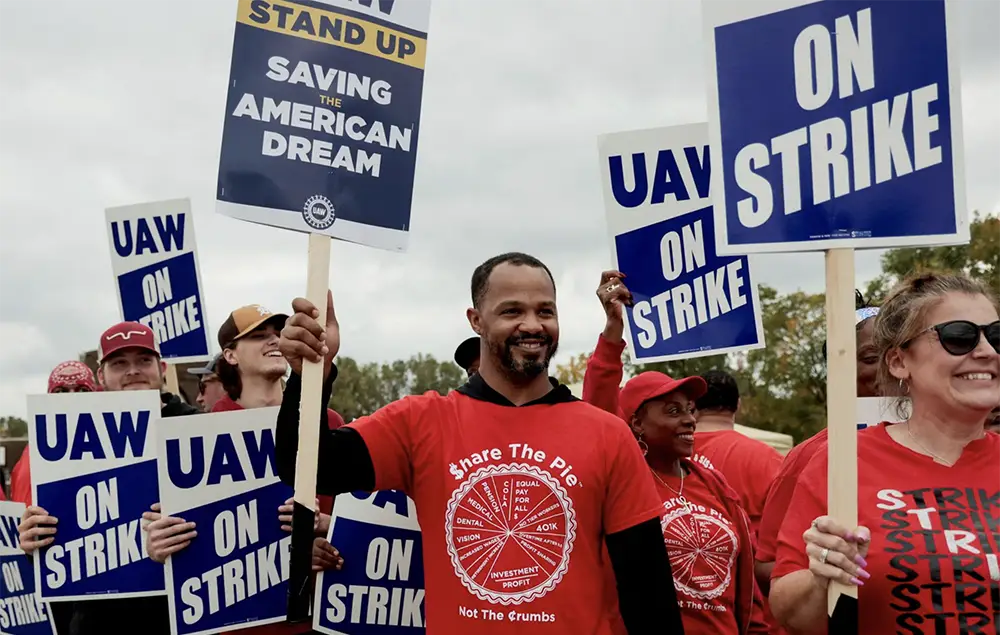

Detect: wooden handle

[294,232,331,509]
[164,364,180,397]
[825,248,859,613]
[287,232,332,622]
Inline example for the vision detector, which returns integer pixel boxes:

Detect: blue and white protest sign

[216,0,433,253]
[105,198,211,364]
[0,502,56,635]
[313,490,424,634]
[597,123,765,363]
[703,0,968,254]
[156,408,292,635]
[27,391,164,602]
[857,397,903,430]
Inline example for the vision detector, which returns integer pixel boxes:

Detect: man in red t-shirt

[274,253,684,635]
[692,370,783,538]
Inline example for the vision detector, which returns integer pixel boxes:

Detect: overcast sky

[1,0,997,418]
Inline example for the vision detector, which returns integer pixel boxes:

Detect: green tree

[863,212,999,304]
[554,352,589,385]
[0,416,28,438]
[330,354,464,421]
[739,285,828,442]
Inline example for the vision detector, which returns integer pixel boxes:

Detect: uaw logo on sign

[444,463,577,606]
[303,195,336,230]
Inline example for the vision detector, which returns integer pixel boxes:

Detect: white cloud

[1,0,997,418]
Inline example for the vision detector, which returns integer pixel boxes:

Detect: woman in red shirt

[770,272,1000,634]
[618,371,769,635]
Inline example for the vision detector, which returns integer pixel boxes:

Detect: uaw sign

[105,198,211,363]
[216,0,433,252]
[27,391,164,601]
[0,502,56,635]
[598,123,765,363]
[703,0,968,254]
[156,408,294,635]
[313,490,425,635]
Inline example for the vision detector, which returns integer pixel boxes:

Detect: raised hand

[596,270,633,342]
[279,290,340,378]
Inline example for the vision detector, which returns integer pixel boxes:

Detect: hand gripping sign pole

[287,233,331,622]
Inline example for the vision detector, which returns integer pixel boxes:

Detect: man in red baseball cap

[18,321,197,635]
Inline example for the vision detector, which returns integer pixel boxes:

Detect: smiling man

[274,252,683,635]
[212,304,290,411]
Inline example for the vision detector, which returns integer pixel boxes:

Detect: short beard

[487,333,557,383]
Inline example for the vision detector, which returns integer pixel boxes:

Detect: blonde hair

[873,271,998,417]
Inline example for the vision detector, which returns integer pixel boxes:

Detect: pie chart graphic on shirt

[445,463,578,606]
[661,503,738,600]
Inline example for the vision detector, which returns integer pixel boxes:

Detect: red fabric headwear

[48,361,98,394]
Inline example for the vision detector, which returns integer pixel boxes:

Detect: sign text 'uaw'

[105,198,211,364]
[703,0,967,254]
[598,123,765,363]
[27,391,165,602]
[156,408,294,635]
[216,0,433,253]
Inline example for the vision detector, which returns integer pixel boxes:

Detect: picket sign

[27,390,165,602]
[215,0,434,619]
[0,501,57,635]
[312,490,425,634]
[156,408,292,635]
[702,0,968,625]
[104,198,212,365]
[596,123,766,364]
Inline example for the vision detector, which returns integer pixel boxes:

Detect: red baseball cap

[48,361,98,393]
[619,371,708,422]
[98,321,160,364]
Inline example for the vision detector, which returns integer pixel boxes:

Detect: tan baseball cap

[217,305,288,349]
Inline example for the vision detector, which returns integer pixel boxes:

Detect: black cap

[454,336,480,370]
[187,353,221,376]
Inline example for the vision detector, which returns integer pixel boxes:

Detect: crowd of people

[5,252,999,635]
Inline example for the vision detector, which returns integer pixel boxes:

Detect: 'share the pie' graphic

[445,463,577,606]
[661,503,738,600]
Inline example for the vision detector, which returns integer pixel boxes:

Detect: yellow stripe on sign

[237,0,426,70]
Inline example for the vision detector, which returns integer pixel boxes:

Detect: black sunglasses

[903,320,1000,356]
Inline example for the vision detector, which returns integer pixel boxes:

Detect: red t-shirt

[9,446,33,505]
[350,390,663,635]
[756,428,828,563]
[773,425,1000,634]
[653,467,743,635]
[692,429,783,538]
[212,395,345,635]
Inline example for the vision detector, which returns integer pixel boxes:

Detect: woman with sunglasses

[615,371,769,635]
[770,272,1000,634]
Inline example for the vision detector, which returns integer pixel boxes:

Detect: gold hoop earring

[637,431,649,457]
[899,379,910,396]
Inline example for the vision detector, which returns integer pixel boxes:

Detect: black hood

[161,391,199,417]
[455,373,578,407]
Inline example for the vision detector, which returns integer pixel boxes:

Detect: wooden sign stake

[287,232,332,621]
[825,248,859,622]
